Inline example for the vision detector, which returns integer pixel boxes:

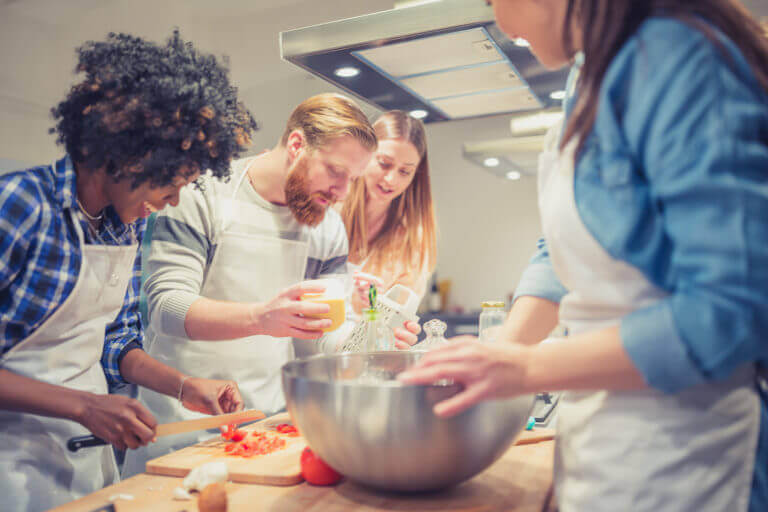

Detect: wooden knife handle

[67,435,108,452]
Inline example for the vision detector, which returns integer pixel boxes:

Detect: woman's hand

[252,281,332,339]
[393,320,421,349]
[351,272,385,313]
[398,339,533,417]
[180,377,244,416]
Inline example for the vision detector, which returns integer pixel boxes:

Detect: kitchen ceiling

[280,0,768,124]
[280,0,569,123]
[0,0,766,165]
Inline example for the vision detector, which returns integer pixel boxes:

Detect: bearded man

[122,94,405,476]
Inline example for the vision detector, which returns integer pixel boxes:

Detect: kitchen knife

[67,409,265,452]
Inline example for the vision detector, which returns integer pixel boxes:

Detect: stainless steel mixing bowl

[281,351,534,492]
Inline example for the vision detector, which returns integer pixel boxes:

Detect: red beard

[284,153,333,227]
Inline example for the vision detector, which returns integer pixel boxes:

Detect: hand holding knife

[67,409,265,452]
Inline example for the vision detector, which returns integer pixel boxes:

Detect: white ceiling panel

[401,61,524,100]
[433,87,541,119]
[355,27,499,78]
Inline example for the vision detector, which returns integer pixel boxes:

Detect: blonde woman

[340,110,437,319]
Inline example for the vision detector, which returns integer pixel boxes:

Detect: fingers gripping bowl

[281,351,534,492]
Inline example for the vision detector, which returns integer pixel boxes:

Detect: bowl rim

[281,351,462,390]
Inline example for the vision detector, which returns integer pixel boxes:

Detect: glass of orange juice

[301,275,347,332]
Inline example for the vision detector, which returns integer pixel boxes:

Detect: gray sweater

[143,157,353,353]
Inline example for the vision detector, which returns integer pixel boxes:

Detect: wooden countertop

[51,439,556,512]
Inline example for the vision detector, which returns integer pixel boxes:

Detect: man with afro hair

[0,30,255,511]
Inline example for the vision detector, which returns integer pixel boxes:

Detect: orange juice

[301,294,345,332]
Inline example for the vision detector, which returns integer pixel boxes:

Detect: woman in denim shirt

[401,1,768,510]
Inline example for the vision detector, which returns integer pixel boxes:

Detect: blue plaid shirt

[0,156,144,390]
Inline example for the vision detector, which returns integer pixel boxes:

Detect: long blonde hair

[342,110,437,284]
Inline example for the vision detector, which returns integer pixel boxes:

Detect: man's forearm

[500,295,560,345]
[184,297,262,340]
[0,369,87,422]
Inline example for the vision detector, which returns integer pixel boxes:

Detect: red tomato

[300,447,342,486]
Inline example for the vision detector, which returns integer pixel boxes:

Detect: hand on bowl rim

[397,339,532,417]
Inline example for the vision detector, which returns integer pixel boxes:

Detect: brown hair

[342,110,437,285]
[560,0,768,155]
[280,93,377,152]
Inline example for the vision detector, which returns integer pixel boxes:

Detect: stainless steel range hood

[280,0,569,123]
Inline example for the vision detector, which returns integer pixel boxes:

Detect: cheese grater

[340,284,421,352]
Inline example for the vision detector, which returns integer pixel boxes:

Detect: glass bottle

[361,308,396,352]
[361,284,396,352]
[418,319,449,350]
[478,301,505,343]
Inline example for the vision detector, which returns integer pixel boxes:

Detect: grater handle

[385,307,420,331]
[384,284,420,317]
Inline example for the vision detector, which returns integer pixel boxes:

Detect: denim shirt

[514,18,768,509]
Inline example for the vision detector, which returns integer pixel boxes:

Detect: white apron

[123,159,309,477]
[0,204,137,512]
[538,122,762,511]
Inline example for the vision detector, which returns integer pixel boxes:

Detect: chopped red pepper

[230,430,246,442]
[221,423,248,442]
[223,430,287,458]
[221,424,235,440]
[275,423,300,436]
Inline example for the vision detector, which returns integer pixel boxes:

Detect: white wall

[425,115,543,312]
[0,0,391,163]
[0,97,57,166]
[0,158,33,174]
[0,91,49,173]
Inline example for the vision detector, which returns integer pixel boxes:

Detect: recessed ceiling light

[549,90,566,100]
[334,66,360,78]
[513,38,530,47]
[506,171,522,180]
[483,157,500,168]
[409,109,428,119]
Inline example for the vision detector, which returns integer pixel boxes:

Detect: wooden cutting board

[145,413,306,486]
